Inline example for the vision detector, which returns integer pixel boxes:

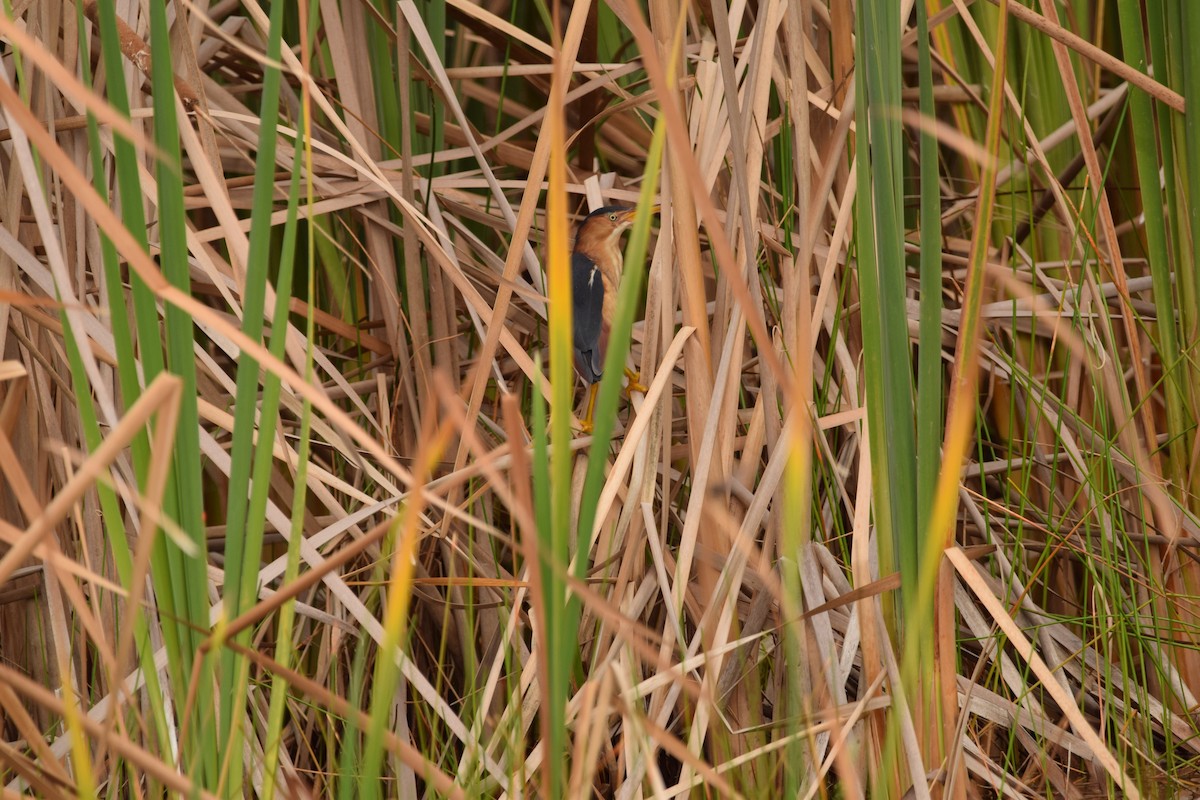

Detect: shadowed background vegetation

[1,0,1199,797]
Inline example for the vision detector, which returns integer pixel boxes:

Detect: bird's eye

[609,214,618,221]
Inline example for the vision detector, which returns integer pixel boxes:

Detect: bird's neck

[600,236,623,285]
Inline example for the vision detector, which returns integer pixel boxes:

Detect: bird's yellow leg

[623,367,647,395]
[581,383,599,433]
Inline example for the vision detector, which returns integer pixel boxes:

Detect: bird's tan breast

[598,238,623,330]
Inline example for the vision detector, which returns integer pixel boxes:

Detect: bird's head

[574,205,659,256]
[578,206,639,243]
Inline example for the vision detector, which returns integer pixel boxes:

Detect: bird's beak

[622,205,659,223]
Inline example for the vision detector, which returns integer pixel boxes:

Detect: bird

[571,204,657,432]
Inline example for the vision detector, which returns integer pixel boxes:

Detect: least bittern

[571,204,657,432]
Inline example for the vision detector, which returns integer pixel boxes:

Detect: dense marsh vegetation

[1,0,1199,797]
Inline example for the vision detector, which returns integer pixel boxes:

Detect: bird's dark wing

[572,250,605,383]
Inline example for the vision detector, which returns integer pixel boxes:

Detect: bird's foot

[623,368,648,395]
[579,383,598,433]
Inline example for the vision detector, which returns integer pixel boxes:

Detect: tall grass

[1,1,1199,797]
